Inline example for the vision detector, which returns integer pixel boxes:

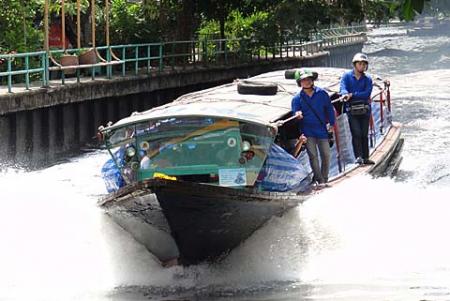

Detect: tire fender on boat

[237,80,278,95]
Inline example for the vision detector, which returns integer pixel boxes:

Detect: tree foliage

[0,0,447,54]
[392,0,431,20]
[107,0,159,44]
[274,0,333,40]
[0,0,42,52]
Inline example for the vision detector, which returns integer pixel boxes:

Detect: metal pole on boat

[274,114,300,127]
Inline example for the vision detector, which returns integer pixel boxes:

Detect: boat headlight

[130,161,140,171]
[140,141,150,150]
[227,137,237,147]
[126,146,136,157]
[242,140,251,151]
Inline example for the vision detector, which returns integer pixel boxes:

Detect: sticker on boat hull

[219,168,247,186]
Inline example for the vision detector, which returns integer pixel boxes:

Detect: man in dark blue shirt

[291,69,335,186]
[340,53,374,165]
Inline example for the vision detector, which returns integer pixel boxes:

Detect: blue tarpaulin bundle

[256,143,311,192]
[101,148,125,193]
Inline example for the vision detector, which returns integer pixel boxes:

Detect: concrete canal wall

[0,43,361,167]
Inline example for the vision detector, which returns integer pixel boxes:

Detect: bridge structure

[0,26,367,167]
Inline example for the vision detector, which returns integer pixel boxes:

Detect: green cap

[294,69,314,81]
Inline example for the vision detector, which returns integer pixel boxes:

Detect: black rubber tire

[284,69,319,81]
[237,80,278,95]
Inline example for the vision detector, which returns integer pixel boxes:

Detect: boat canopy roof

[102,67,383,132]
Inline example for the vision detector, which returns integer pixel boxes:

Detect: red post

[379,92,384,134]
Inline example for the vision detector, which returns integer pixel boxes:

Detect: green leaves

[399,0,430,20]
[379,0,430,20]
[0,0,42,52]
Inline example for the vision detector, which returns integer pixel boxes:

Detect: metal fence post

[107,47,112,79]
[122,47,126,76]
[159,43,163,73]
[25,55,30,90]
[147,45,151,74]
[135,45,139,75]
[43,52,49,87]
[7,57,12,93]
[203,39,208,66]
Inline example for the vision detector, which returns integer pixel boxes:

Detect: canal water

[2,22,450,300]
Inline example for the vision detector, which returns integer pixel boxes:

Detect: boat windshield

[105,116,275,186]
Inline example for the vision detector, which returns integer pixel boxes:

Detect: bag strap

[300,93,328,132]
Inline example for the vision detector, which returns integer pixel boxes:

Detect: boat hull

[146,179,304,265]
[99,186,179,264]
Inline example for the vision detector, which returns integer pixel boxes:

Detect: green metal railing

[0,51,47,93]
[0,25,367,93]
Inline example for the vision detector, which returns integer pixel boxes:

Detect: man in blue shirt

[292,69,335,186]
[340,53,375,165]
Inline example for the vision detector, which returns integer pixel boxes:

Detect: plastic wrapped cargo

[101,147,125,193]
[256,143,311,192]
